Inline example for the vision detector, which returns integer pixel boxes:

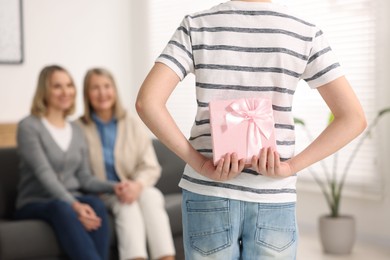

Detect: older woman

[14,65,123,260]
[78,68,175,260]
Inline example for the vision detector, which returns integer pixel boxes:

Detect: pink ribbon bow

[225,98,274,159]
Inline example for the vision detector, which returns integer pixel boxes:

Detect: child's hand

[200,153,245,181]
[251,147,294,178]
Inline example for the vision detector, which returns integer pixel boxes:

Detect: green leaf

[294,117,305,126]
[328,113,334,125]
[378,107,390,117]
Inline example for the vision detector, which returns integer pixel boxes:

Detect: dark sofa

[0,139,185,260]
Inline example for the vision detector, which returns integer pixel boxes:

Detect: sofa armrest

[0,148,19,219]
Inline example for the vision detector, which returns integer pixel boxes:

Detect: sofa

[0,139,186,260]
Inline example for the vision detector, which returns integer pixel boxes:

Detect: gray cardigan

[16,115,115,209]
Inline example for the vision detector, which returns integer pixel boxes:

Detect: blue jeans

[182,190,298,260]
[14,195,110,260]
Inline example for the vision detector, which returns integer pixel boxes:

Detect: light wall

[0,0,134,122]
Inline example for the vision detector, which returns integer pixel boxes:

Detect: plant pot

[318,215,356,255]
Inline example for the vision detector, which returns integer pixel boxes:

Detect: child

[136,0,366,259]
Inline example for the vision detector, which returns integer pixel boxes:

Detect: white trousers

[103,187,175,260]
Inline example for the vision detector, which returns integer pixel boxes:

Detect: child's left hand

[200,153,246,181]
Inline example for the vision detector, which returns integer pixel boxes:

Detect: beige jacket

[78,114,161,187]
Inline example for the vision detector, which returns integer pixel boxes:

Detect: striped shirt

[156,1,344,203]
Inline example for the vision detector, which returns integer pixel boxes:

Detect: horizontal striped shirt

[156,1,343,203]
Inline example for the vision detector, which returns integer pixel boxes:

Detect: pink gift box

[209,98,277,165]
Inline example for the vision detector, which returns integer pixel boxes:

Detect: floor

[174,231,389,260]
[297,231,390,260]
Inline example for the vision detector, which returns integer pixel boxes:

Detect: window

[275,0,382,197]
[145,0,384,196]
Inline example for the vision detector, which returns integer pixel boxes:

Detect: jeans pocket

[255,202,297,252]
[186,198,231,255]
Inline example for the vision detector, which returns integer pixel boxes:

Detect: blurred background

[0,0,389,258]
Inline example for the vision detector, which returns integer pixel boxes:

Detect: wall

[0,0,133,122]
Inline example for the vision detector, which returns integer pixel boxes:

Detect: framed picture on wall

[0,0,24,64]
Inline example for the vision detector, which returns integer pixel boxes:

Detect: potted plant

[295,107,390,254]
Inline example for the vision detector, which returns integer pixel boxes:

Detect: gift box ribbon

[225,98,274,159]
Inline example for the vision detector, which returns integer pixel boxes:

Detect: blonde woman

[79,68,175,260]
[14,65,124,260]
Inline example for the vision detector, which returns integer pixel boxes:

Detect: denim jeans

[182,189,298,260]
[14,195,110,260]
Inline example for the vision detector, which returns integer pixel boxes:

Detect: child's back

[157,0,343,203]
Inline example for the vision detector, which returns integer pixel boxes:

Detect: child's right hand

[251,147,294,178]
[200,153,245,181]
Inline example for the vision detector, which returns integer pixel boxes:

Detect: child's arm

[251,76,367,177]
[136,62,245,181]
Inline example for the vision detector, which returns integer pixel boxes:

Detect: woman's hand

[72,201,102,231]
[200,153,246,181]
[251,147,294,178]
[114,180,143,204]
